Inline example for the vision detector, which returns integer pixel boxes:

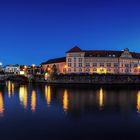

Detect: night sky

[0,0,140,65]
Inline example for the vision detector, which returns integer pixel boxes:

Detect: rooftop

[41,57,66,65]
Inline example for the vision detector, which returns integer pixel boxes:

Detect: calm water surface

[0,82,140,140]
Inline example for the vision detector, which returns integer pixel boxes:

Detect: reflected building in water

[3,83,140,116]
[48,86,139,116]
[31,90,37,112]
[19,85,28,109]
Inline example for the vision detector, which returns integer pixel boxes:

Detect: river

[0,82,140,140]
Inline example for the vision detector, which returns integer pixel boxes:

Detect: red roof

[66,46,82,53]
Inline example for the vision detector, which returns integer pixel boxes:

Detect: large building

[42,46,140,75]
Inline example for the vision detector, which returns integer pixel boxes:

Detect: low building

[41,57,66,74]
[42,46,140,75]
[4,65,20,74]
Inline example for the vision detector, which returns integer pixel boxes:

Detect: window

[86,68,90,72]
[134,64,138,67]
[79,63,82,67]
[93,63,97,67]
[107,63,111,67]
[79,68,82,72]
[107,68,111,72]
[125,64,129,67]
[79,58,82,62]
[100,63,104,67]
[86,63,90,67]
[68,68,71,72]
[114,63,118,67]
[68,63,71,67]
[74,63,76,67]
[74,58,76,62]
[68,58,71,62]
[93,68,97,72]
[74,68,76,72]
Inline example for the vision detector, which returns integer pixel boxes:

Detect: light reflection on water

[19,85,28,109]
[2,83,140,114]
[0,92,4,117]
[45,85,51,106]
[0,83,140,139]
[31,90,36,112]
[137,91,140,113]
[63,89,69,112]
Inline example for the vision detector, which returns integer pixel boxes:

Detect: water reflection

[0,92,4,117]
[2,83,140,117]
[31,90,36,112]
[45,85,51,106]
[11,83,15,95]
[97,88,105,110]
[137,91,140,113]
[63,89,69,112]
[7,81,15,97]
[7,81,11,98]
[19,85,28,109]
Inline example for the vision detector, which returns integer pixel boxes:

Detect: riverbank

[44,74,140,85]
[2,73,140,85]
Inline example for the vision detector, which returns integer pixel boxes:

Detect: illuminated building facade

[66,46,140,75]
[41,57,66,74]
[42,46,140,75]
[4,65,20,74]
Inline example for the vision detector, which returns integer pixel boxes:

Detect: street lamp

[32,64,36,75]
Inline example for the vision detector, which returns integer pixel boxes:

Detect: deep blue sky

[0,0,140,65]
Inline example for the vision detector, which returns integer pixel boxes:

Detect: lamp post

[32,64,35,75]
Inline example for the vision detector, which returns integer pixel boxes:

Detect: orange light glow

[12,83,15,95]
[45,85,51,106]
[19,86,28,109]
[0,92,4,117]
[31,90,36,112]
[97,88,104,110]
[97,68,107,74]
[137,91,140,113]
[63,89,69,112]
[7,81,11,98]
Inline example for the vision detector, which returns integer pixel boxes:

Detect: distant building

[41,57,66,74]
[42,46,140,75]
[4,65,20,74]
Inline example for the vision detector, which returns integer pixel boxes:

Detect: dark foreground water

[0,82,140,140]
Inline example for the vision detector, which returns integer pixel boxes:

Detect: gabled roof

[66,46,82,53]
[41,57,66,65]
